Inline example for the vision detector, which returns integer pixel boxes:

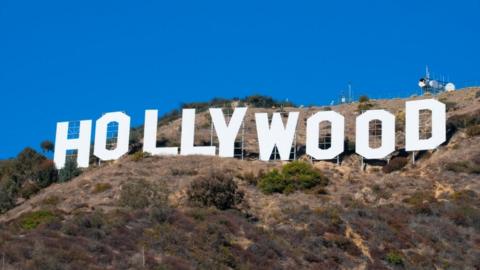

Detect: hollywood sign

[54,99,445,169]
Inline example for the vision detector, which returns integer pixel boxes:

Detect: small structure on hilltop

[339,82,354,104]
[418,66,455,95]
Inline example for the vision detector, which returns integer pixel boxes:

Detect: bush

[383,157,408,173]
[357,102,374,112]
[242,95,295,108]
[238,170,264,186]
[37,160,58,188]
[404,191,435,215]
[187,170,244,210]
[19,210,56,230]
[357,96,375,112]
[119,179,169,209]
[445,161,480,174]
[258,161,328,194]
[448,205,480,229]
[386,251,404,266]
[14,148,47,180]
[19,181,40,199]
[65,210,109,240]
[257,169,290,194]
[0,183,15,213]
[358,95,370,103]
[58,159,82,182]
[40,140,54,153]
[92,183,112,194]
[131,151,150,162]
[466,125,480,137]
[447,110,480,129]
[42,195,61,206]
[282,161,327,189]
[0,148,59,213]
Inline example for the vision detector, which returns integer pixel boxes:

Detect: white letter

[94,112,130,161]
[143,110,178,155]
[210,107,247,157]
[256,112,299,161]
[356,110,395,159]
[306,111,344,160]
[54,120,92,169]
[405,99,446,151]
[180,109,216,155]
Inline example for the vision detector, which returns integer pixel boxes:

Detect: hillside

[0,88,479,270]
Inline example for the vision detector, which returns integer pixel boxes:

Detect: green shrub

[92,183,112,193]
[149,204,174,223]
[119,179,169,209]
[282,161,327,189]
[0,183,15,213]
[187,170,244,210]
[19,210,56,230]
[58,159,81,182]
[357,102,374,112]
[37,160,58,188]
[383,157,408,173]
[258,169,291,194]
[14,148,47,180]
[466,124,480,137]
[0,149,59,214]
[242,95,295,108]
[358,95,370,103]
[131,151,150,162]
[258,161,328,194]
[356,96,375,112]
[386,251,404,266]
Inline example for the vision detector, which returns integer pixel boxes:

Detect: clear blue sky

[0,0,479,158]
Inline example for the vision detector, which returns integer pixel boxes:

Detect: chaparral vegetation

[0,89,479,269]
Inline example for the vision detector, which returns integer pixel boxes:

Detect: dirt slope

[0,88,479,270]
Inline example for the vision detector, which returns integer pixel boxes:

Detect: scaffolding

[369,119,383,149]
[360,116,390,169]
[413,109,433,164]
[66,121,80,162]
[419,109,432,140]
[210,108,246,160]
[270,111,297,161]
[308,115,340,164]
[106,121,119,150]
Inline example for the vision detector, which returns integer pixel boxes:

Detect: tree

[58,159,81,182]
[187,169,244,210]
[359,95,370,103]
[14,148,46,182]
[40,140,55,153]
[0,179,16,213]
[37,160,58,187]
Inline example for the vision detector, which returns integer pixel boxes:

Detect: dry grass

[0,87,480,269]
